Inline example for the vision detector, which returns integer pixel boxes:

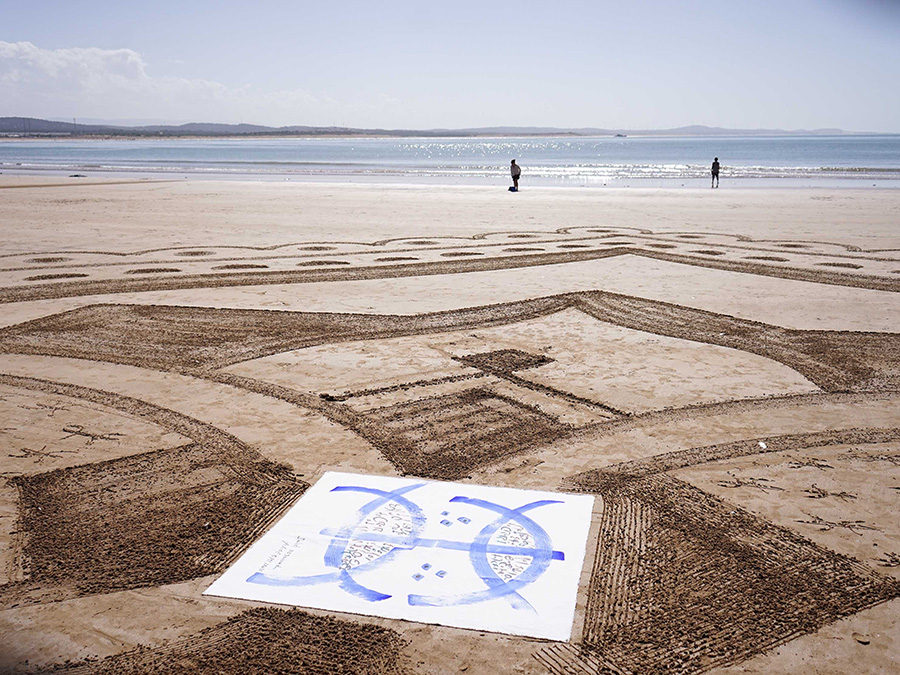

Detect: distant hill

[1,117,118,134]
[0,117,873,138]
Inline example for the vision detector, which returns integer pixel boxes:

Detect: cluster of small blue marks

[440,519,452,526]
[413,562,447,581]
[424,562,447,579]
[441,511,449,516]
[457,516,471,524]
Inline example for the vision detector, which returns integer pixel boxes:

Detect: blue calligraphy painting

[247,482,566,610]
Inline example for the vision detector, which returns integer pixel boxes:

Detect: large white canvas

[205,471,594,641]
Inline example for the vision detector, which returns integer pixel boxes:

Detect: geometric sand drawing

[206,472,594,640]
[3,190,900,674]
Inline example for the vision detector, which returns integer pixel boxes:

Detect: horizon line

[1,117,897,137]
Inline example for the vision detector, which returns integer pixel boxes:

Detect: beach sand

[0,177,898,673]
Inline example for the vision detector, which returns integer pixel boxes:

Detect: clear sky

[1,0,898,131]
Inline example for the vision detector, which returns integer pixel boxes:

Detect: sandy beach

[0,176,898,673]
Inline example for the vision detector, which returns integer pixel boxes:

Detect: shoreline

[2,168,898,189]
[3,134,899,189]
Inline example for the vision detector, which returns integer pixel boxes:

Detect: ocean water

[1,135,898,187]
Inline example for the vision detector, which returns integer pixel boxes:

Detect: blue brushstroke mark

[317,528,564,560]
[247,570,338,587]
[246,550,394,597]
[338,569,392,601]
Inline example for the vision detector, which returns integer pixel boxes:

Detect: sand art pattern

[1,212,898,673]
[3,225,900,303]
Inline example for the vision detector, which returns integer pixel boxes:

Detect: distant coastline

[1,117,893,139]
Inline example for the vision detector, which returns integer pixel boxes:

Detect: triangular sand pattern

[52,607,408,674]
[0,376,308,609]
[570,473,899,673]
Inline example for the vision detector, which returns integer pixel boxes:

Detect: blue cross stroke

[247,483,565,610]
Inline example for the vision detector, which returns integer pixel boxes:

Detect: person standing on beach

[510,159,521,191]
[711,157,720,188]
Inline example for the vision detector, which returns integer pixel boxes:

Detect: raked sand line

[2,246,898,303]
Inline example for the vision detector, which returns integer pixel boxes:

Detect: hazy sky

[1,0,898,130]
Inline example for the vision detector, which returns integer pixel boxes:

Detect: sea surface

[1,135,899,187]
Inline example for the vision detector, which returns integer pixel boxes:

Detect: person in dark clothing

[711,157,720,188]
[510,159,521,191]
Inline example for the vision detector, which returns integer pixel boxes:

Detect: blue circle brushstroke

[248,483,426,602]
[407,497,561,611]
